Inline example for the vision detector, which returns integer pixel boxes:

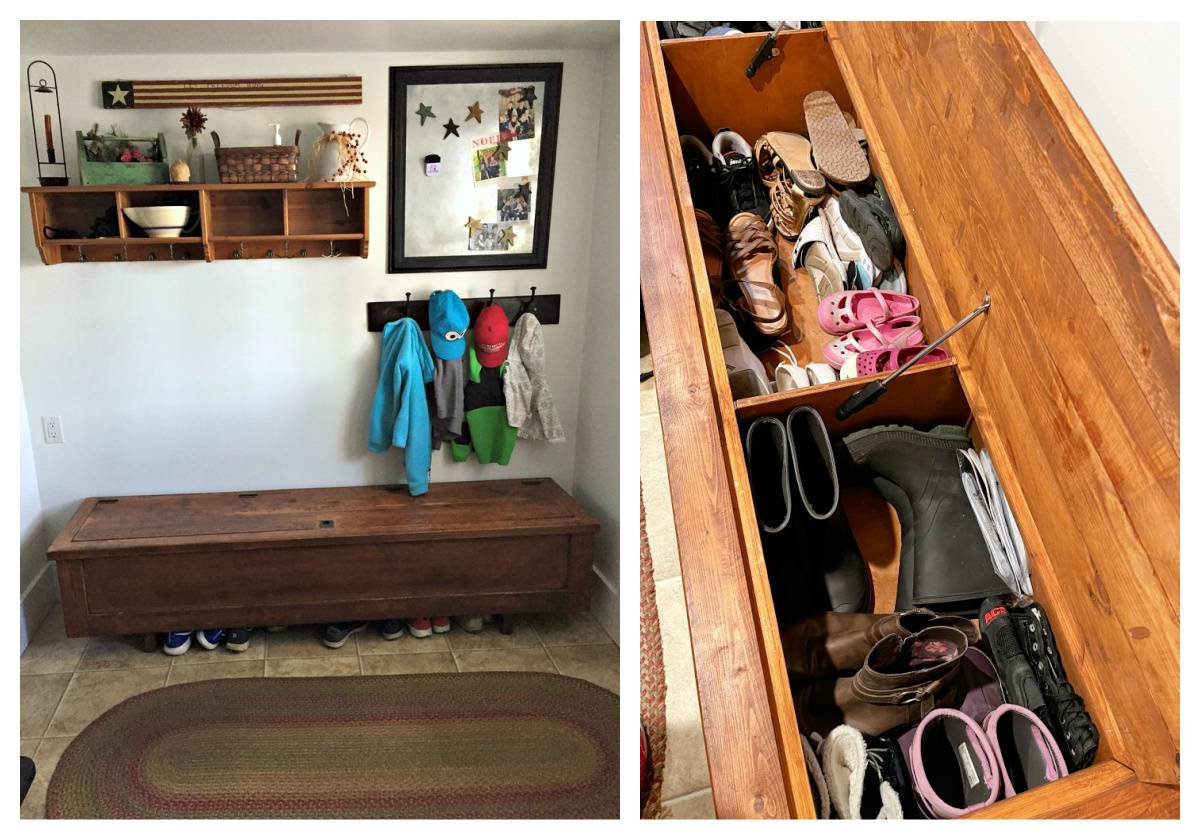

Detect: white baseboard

[590,565,619,645]
[19,564,59,655]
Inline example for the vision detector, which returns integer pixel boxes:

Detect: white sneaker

[716,308,770,398]
[769,343,810,392]
[712,128,754,164]
[793,214,846,301]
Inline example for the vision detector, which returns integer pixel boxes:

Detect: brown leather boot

[782,609,978,682]
[793,625,970,737]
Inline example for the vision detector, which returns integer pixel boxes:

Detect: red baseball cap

[474,304,509,367]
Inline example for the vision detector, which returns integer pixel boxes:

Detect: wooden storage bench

[640,21,1178,819]
[46,478,598,647]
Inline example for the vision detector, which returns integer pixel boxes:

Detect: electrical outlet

[42,416,63,444]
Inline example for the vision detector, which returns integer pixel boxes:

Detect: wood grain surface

[640,22,793,819]
[47,479,597,638]
[827,20,1179,787]
[968,761,1179,819]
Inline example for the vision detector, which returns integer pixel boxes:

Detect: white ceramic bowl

[123,206,190,238]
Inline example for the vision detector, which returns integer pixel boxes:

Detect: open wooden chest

[640,21,1178,819]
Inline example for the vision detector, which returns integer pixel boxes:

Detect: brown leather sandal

[754,131,827,194]
[725,212,787,336]
[769,176,825,240]
[755,132,827,240]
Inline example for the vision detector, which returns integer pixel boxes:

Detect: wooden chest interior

[641,21,1178,819]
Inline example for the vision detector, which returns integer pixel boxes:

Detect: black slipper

[839,190,894,270]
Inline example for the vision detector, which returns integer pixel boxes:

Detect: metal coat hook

[487,288,496,306]
[323,240,341,258]
[123,242,129,262]
[169,243,176,261]
[233,241,246,260]
[403,292,412,317]
[77,247,86,263]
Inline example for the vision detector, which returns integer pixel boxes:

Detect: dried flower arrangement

[179,106,208,150]
[310,130,369,182]
[82,124,163,163]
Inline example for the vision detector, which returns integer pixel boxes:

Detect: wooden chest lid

[47,478,598,558]
[827,22,1178,784]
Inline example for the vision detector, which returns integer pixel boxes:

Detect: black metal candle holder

[27,60,69,186]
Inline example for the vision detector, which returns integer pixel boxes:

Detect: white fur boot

[816,725,904,819]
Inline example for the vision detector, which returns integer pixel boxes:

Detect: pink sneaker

[821,314,923,368]
[840,346,949,379]
[431,616,451,634]
[407,617,433,638]
[817,288,920,334]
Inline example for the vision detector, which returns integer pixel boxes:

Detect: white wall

[20,40,619,619]
[1033,21,1179,259]
[20,383,56,652]
[571,42,620,642]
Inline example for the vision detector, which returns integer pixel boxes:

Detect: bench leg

[141,633,158,653]
[497,614,514,635]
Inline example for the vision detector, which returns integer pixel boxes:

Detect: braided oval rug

[46,672,618,819]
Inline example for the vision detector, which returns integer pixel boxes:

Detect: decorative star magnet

[494,139,511,161]
[105,82,131,107]
[465,101,483,123]
[525,88,538,104]
[442,118,460,139]
[464,217,482,235]
[500,226,516,248]
[516,181,532,201]
[415,102,435,125]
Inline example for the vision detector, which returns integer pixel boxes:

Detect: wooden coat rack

[367,288,561,332]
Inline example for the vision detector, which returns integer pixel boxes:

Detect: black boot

[1009,600,1099,772]
[744,408,870,622]
[980,597,1047,713]
[842,424,1008,615]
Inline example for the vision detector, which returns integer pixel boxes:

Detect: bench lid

[47,478,598,558]
[827,21,1179,786]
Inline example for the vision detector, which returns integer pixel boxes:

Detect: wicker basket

[212,131,300,184]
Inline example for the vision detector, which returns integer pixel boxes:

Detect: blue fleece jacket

[368,317,435,496]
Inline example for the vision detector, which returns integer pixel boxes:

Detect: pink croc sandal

[821,314,923,369]
[840,345,949,379]
[817,288,920,335]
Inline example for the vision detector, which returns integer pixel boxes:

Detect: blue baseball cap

[428,290,469,360]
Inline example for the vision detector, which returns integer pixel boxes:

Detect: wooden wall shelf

[21,181,373,265]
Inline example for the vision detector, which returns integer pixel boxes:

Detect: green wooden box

[76,131,169,185]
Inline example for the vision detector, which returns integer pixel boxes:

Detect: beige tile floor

[20,607,618,819]
[642,349,716,819]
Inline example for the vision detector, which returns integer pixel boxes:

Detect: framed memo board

[387,62,562,273]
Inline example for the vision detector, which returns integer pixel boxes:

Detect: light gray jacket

[504,313,564,443]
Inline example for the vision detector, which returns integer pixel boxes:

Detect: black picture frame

[387,63,562,273]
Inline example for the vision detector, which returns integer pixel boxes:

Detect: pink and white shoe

[821,315,924,368]
[840,346,949,379]
[431,616,451,634]
[407,617,433,638]
[817,288,920,335]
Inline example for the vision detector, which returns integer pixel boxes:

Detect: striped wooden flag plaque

[101,77,362,109]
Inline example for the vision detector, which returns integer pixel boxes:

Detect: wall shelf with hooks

[366,288,560,332]
[21,181,373,265]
